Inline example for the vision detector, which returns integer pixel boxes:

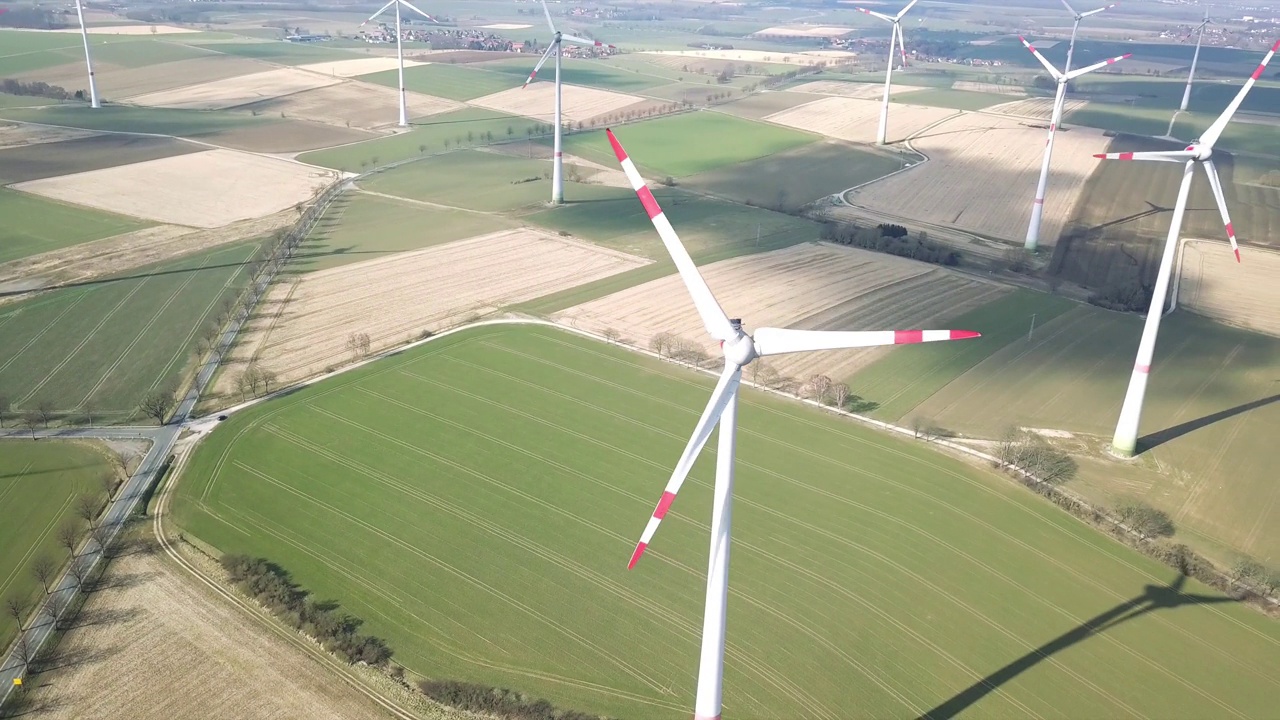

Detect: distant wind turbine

[1019,37,1130,252]
[607,127,981,720]
[523,0,614,205]
[1095,39,1278,457]
[74,0,99,108]
[1181,11,1212,112]
[1059,1,1118,74]
[360,0,437,128]
[854,0,919,145]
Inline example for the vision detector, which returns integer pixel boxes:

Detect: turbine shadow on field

[1138,393,1280,453]
[919,574,1235,720]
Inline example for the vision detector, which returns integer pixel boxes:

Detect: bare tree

[31,555,56,595]
[49,590,70,631]
[649,332,675,358]
[76,495,100,529]
[0,391,10,427]
[35,397,56,427]
[139,389,175,424]
[11,633,34,671]
[100,471,119,500]
[258,367,279,394]
[66,556,89,589]
[5,596,28,629]
[358,332,371,357]
[832,382,850,410]
[21,411,41,439]
[82,396,99,428]
[346,333,362,361]
[58,521,81,557]
[806,375,833,405]
[910,416,926,439]
[90,523,113,557]
[602,328,620,344]
[241,365,263,397]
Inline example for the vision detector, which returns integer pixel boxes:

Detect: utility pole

[1028,313,1037,341]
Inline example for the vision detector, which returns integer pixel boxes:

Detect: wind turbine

[1059,1,1118,74]
[360,0,437,128]
[523,0,614,205]
[607,127,981,720]
[855,0,919,145]
[1019,37,1130,252]
[1180,12,1212,112]
[1096,39,1278,458]
[73,0,99,109]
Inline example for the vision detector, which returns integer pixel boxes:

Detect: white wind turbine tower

[1019,37,1130,252]
[606,127,981,720]
[1180,11,1212,112]
[523,0,614,205]
[1098,38,1278,458]
[73,0,99,109]
[1059,1,1118,74]
[855,0,919,145]
[360,0,437,128]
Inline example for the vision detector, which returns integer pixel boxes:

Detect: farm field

[219,230,648,391]
[362,63,514,102]
[555,242,1007,382]
[555,112,816,178]
[764,96,957,145]
[295,108,542,171]
[12,149,338,228]
[990,97,1088,120]
[0,134,202,185]
[15,550,403,720]
[292,191,512,273]
[1177,241,1280,338]
[639,48,856,67]
[471,56,673,93]
[18,55,270,101]
[0,240,262,418]
[790,80,926,98]
[849,113,1111,245]
[468,83,644,124]
[172,323,1280,720]
[195,40,362,65]
[297,56,426,77]
[360,150,619,212]
[898,306,1280,562]
[126,67,341,110]
[0,105,264,138]
[1053,139,1280,290]
[0,188,151,266]
[0,440,110,648]
[681,140,904,208]
[240,81,461,131]
[715,91,818,120]
[891,89,1015,111]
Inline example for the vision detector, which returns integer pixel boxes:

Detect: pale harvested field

[0,121,98,149]
[219,229,650,390]
[12,150,337,228]
[989,97,1089,120]
[791,80,926,98]
[555,242,1007,382]
[1235,111,1280,127]
[1178,240,1280,337]
[765,96,956,144]
[20,550,397,720]
[952,81,1026,96]
[297,57,427,78]
[49,24,199,34]
[848,112,1111,243]
[753,26,855,37]
[468,83,644,123]
[245,81,461,129]
[483,144,629,188]
[0,211,293,293]
[20,56,269,99]
[126,68,342,110]
[640,49,855,67]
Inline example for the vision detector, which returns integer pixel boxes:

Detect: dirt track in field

[764,96,956,144]
[17,550,397,719]
[554,242,1007,382]
[216,229,650,394]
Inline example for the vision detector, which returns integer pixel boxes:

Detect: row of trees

[820,220,963,267]
[235,363,279,400]
[418,680,604,720]
[994,427,1079,486]
[219,554,392,666]
[0,79,81,101]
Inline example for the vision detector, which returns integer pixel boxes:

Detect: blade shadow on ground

[918,574,1235,720]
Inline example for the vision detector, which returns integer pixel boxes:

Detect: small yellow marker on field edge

[12,678,22,687]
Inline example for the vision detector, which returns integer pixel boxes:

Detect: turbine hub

[1190,143,1212,162]
[722,322,757,368]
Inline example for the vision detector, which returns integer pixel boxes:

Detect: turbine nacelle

[721,325,758,368]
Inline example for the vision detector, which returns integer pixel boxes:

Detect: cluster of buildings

[359,25,515,51]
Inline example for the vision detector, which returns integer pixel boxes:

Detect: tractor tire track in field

[0,289,92,376]
[0,493,74,599]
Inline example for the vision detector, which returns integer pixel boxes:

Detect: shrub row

[418,680,610,720]
[820,220,962,266]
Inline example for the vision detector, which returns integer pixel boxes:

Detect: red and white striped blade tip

[1234,247,1241,263]
[950,330,981,340]
[606,128,627,161]
[893,329,981,343]
[627,542,647,569]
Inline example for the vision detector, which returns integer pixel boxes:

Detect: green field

[201,40,361,64]
[0,188,152,265]
[172,324,1280,719]
[681,140,903,208]
[362,63,516,101]
[0,240,263,420]
[0,440,110,648]
[294,192,512,273]
[472,56,672,93]
[897,88,1017,111]
[556,112,816,177]
[0,105,263,138]
[295,108,542,170]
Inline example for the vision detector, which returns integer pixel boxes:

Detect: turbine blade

[1093,150,1195,162]
[607,129,734,341]
[1202,159,1241,262]
[895,0,919,20]
[360,0,396,26]
[561,32,610,47]
[521,43,556,88]
[854,6,894,22]
[1019,36,1063,79]
[1081,3,1117,18]
[628,365,742,569]
[1065,51,1131,79]
[1060,0,1079,17]
[753,328,980,357]
[895,22,908,66]
[1201,38,1280,148]
[540,0,556,32]
[397,0,437,22]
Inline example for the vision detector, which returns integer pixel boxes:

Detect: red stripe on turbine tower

[894,330,924,344]
[653,491,677,519]
[636,186,662,219]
